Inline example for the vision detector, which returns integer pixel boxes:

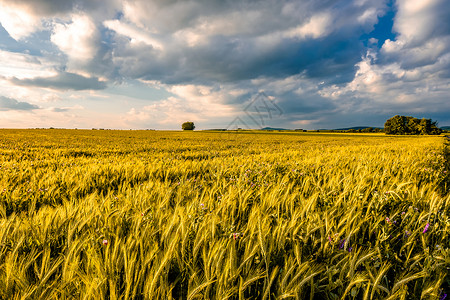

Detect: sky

[0,0,449,130]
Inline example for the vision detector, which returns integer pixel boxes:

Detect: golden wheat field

[0,129,448,299]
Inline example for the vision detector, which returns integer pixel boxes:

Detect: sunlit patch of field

[0,129,448,299]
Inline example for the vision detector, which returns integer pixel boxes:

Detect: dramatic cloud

[381,0,450,69]
[0,0,449,129]
[104,0,388,85]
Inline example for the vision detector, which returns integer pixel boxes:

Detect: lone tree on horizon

[182,121,195,131]
[384,115,442,135]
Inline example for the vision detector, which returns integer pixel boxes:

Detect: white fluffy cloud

[393,0,441,44]
[51,14,100,67]
[308,0,450,124]
[0,2,43,40]
[103,19,164,50]
[381,0,450,68]
[320,49,450,117]
[285,13,333,39]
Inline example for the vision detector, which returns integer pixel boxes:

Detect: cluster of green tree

[181,121,195,130]
[384,115,442,135]
[317,128,383,133]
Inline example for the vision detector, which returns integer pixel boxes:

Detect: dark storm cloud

[2,0,389,86]
[113,28,366,86]
[277,93,337,116]
[106,0,388,85]
[0,96,39,111]
[10,72,107,91]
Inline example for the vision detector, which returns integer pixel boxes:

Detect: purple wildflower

[440,293,447,300]
[232,233,243,240]
[423,223,430,233]
[339,239,346,249]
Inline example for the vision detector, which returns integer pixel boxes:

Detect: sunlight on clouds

[104,20,163,50]
[123,96,202,128]
[382,39,405,52]
[357,8,378,24]
[393,0,441,43]
[318,46,450,117]
[285,13,332,39]
[173,29,206,47]
[291,119,320,126]
[182,10,266,38]
[167,84,236,116]
[350,56,381,89]
[319,53,387,98]
[51,14,99,63]
[122,1,159,33]
[395,94,416,103]
[0,3,42,40]
[382,36,450,69]
[0,50,57,79]
[122,84,239,129]
[122,1,202,34]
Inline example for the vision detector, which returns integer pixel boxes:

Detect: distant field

[0,129,448,299]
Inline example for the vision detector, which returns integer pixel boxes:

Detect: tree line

[384,115,442,135]
[181,116,445,135]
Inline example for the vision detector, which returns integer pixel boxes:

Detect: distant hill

[205,125,448,132]
[261,127,290,131]
[202,129,227,131]
[334,126,382,131]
